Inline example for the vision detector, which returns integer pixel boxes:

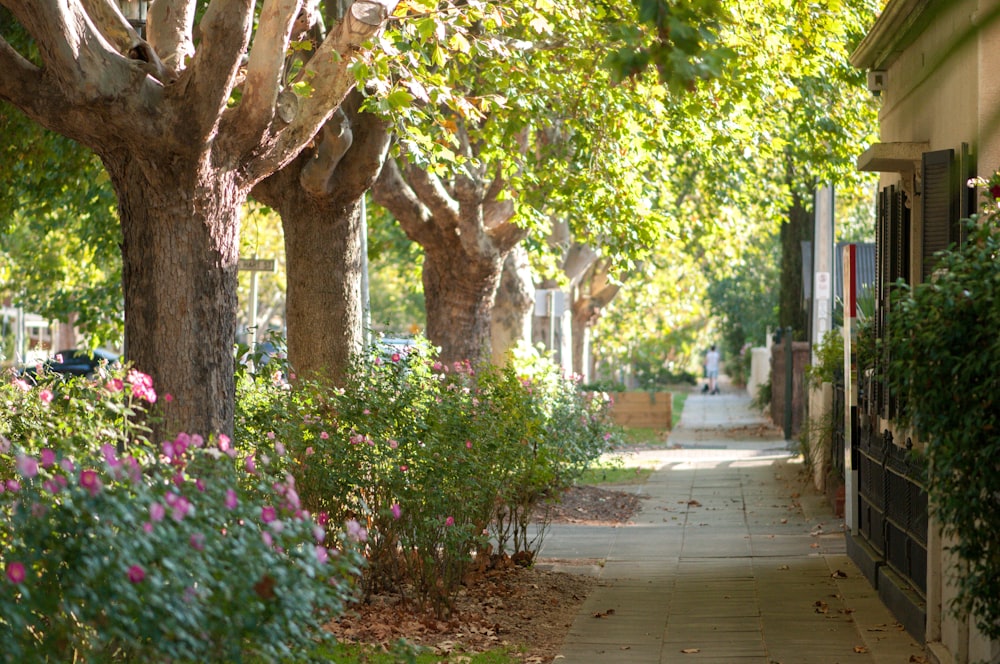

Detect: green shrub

[884,183,1000,639]
[234,338,615,616]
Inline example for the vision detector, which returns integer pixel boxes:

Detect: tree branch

[182,0,253,140]
[241,0,300,142]
[78,0,167,80]
[372,158,437,246]
[0,37,44,109]
[239,0,397,183]
[147,0,196,74]
[299,107,353,197]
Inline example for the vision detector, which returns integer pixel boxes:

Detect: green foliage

[806,328,844,386]
[0,371,362,663]
[0,104,123,348]
[750,378,771,413]
[235,338,615,616]
[603,0,734,91]
[883,184,1000,638]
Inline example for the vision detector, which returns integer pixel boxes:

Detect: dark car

[23,348,120,380]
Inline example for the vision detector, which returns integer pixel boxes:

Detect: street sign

[238,258,276,272]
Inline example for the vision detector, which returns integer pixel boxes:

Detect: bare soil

[326,485,643,662]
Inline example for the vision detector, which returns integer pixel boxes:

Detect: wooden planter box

[607,391,672,429]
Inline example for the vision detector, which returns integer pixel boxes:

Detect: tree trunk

[268,173,364,384]
[423,246,502,366]
[490,244,534,364]
[105,155,243,439]
[254,96,390,384]
[779,193,812,335]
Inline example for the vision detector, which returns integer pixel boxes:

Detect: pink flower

[170,496,192,521]
[445,516,455,527]
[266,431,275,440]
[38,389,53,405]
[39,447,56,468]
[142,522,153,534]
[465,440,473,449]
[391,503,402,520]
[362,409,370,415]
[217,434,231,452]
[388,439,398,449]
[400,464,408,472]
[105,378,123,393]
[391,353,401,363]
[345,519,368,542]
[5,480,20,493]
[315,545,329,564]
[261,506,277,523]
[149,502,166,522]
[16,455,38,478]
[374,356,383,366]
[189,533,205,551]
[245,456,257,473]
[12,378,30,392]
[261,531,273,548]
[164,393,174,403]
[313,524,326,543]
[224,489,238,510]
[79,469,102,496]
[275,441,286,456]
[127,369,157,403]
[127,564,145,583]
[304,446,315,456]
[5,561,26,584]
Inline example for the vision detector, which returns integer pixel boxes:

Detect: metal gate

[856,420,928,597]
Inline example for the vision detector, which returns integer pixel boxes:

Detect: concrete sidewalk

[538,384,926,663]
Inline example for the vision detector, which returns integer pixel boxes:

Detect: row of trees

[1,0,881,438]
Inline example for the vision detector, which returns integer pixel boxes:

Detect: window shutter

[922,149,959,281]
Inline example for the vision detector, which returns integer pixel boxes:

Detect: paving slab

[542,380,927,663]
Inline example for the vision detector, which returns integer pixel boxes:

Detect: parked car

[22,348,120,380]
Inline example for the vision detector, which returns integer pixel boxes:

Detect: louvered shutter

[922,149,959,281]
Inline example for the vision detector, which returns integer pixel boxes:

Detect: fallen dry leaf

[854,645,869,653]
[831,570,848,579]
[909,656,928,663]
[814,600,829,614]
[777,564,790,570]
[593,608,616,618]
[681,648,701,654]
[687,500,702,507]
[810,542,821,549]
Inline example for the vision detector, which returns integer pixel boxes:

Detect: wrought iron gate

[856,420,928,597]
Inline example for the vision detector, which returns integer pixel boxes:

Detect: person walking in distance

[705,344,720,395]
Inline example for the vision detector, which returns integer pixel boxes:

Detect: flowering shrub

[235,338,615,615]
[0,370,362,663]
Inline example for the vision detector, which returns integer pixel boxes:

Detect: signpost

[238,257,276,352]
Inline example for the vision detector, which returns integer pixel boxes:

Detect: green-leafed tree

[0,0,399,437]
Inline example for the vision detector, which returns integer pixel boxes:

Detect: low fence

[607,391,672,429]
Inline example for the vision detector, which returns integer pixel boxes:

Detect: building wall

[854,1,1000,661]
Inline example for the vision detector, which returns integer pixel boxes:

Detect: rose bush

[235,338,616,615]
[0,370,363,663]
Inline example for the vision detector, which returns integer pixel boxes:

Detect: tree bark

[254,93,390,384]
[422,243,502,366]
[490,244,534,364]
[104,154,242,438]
